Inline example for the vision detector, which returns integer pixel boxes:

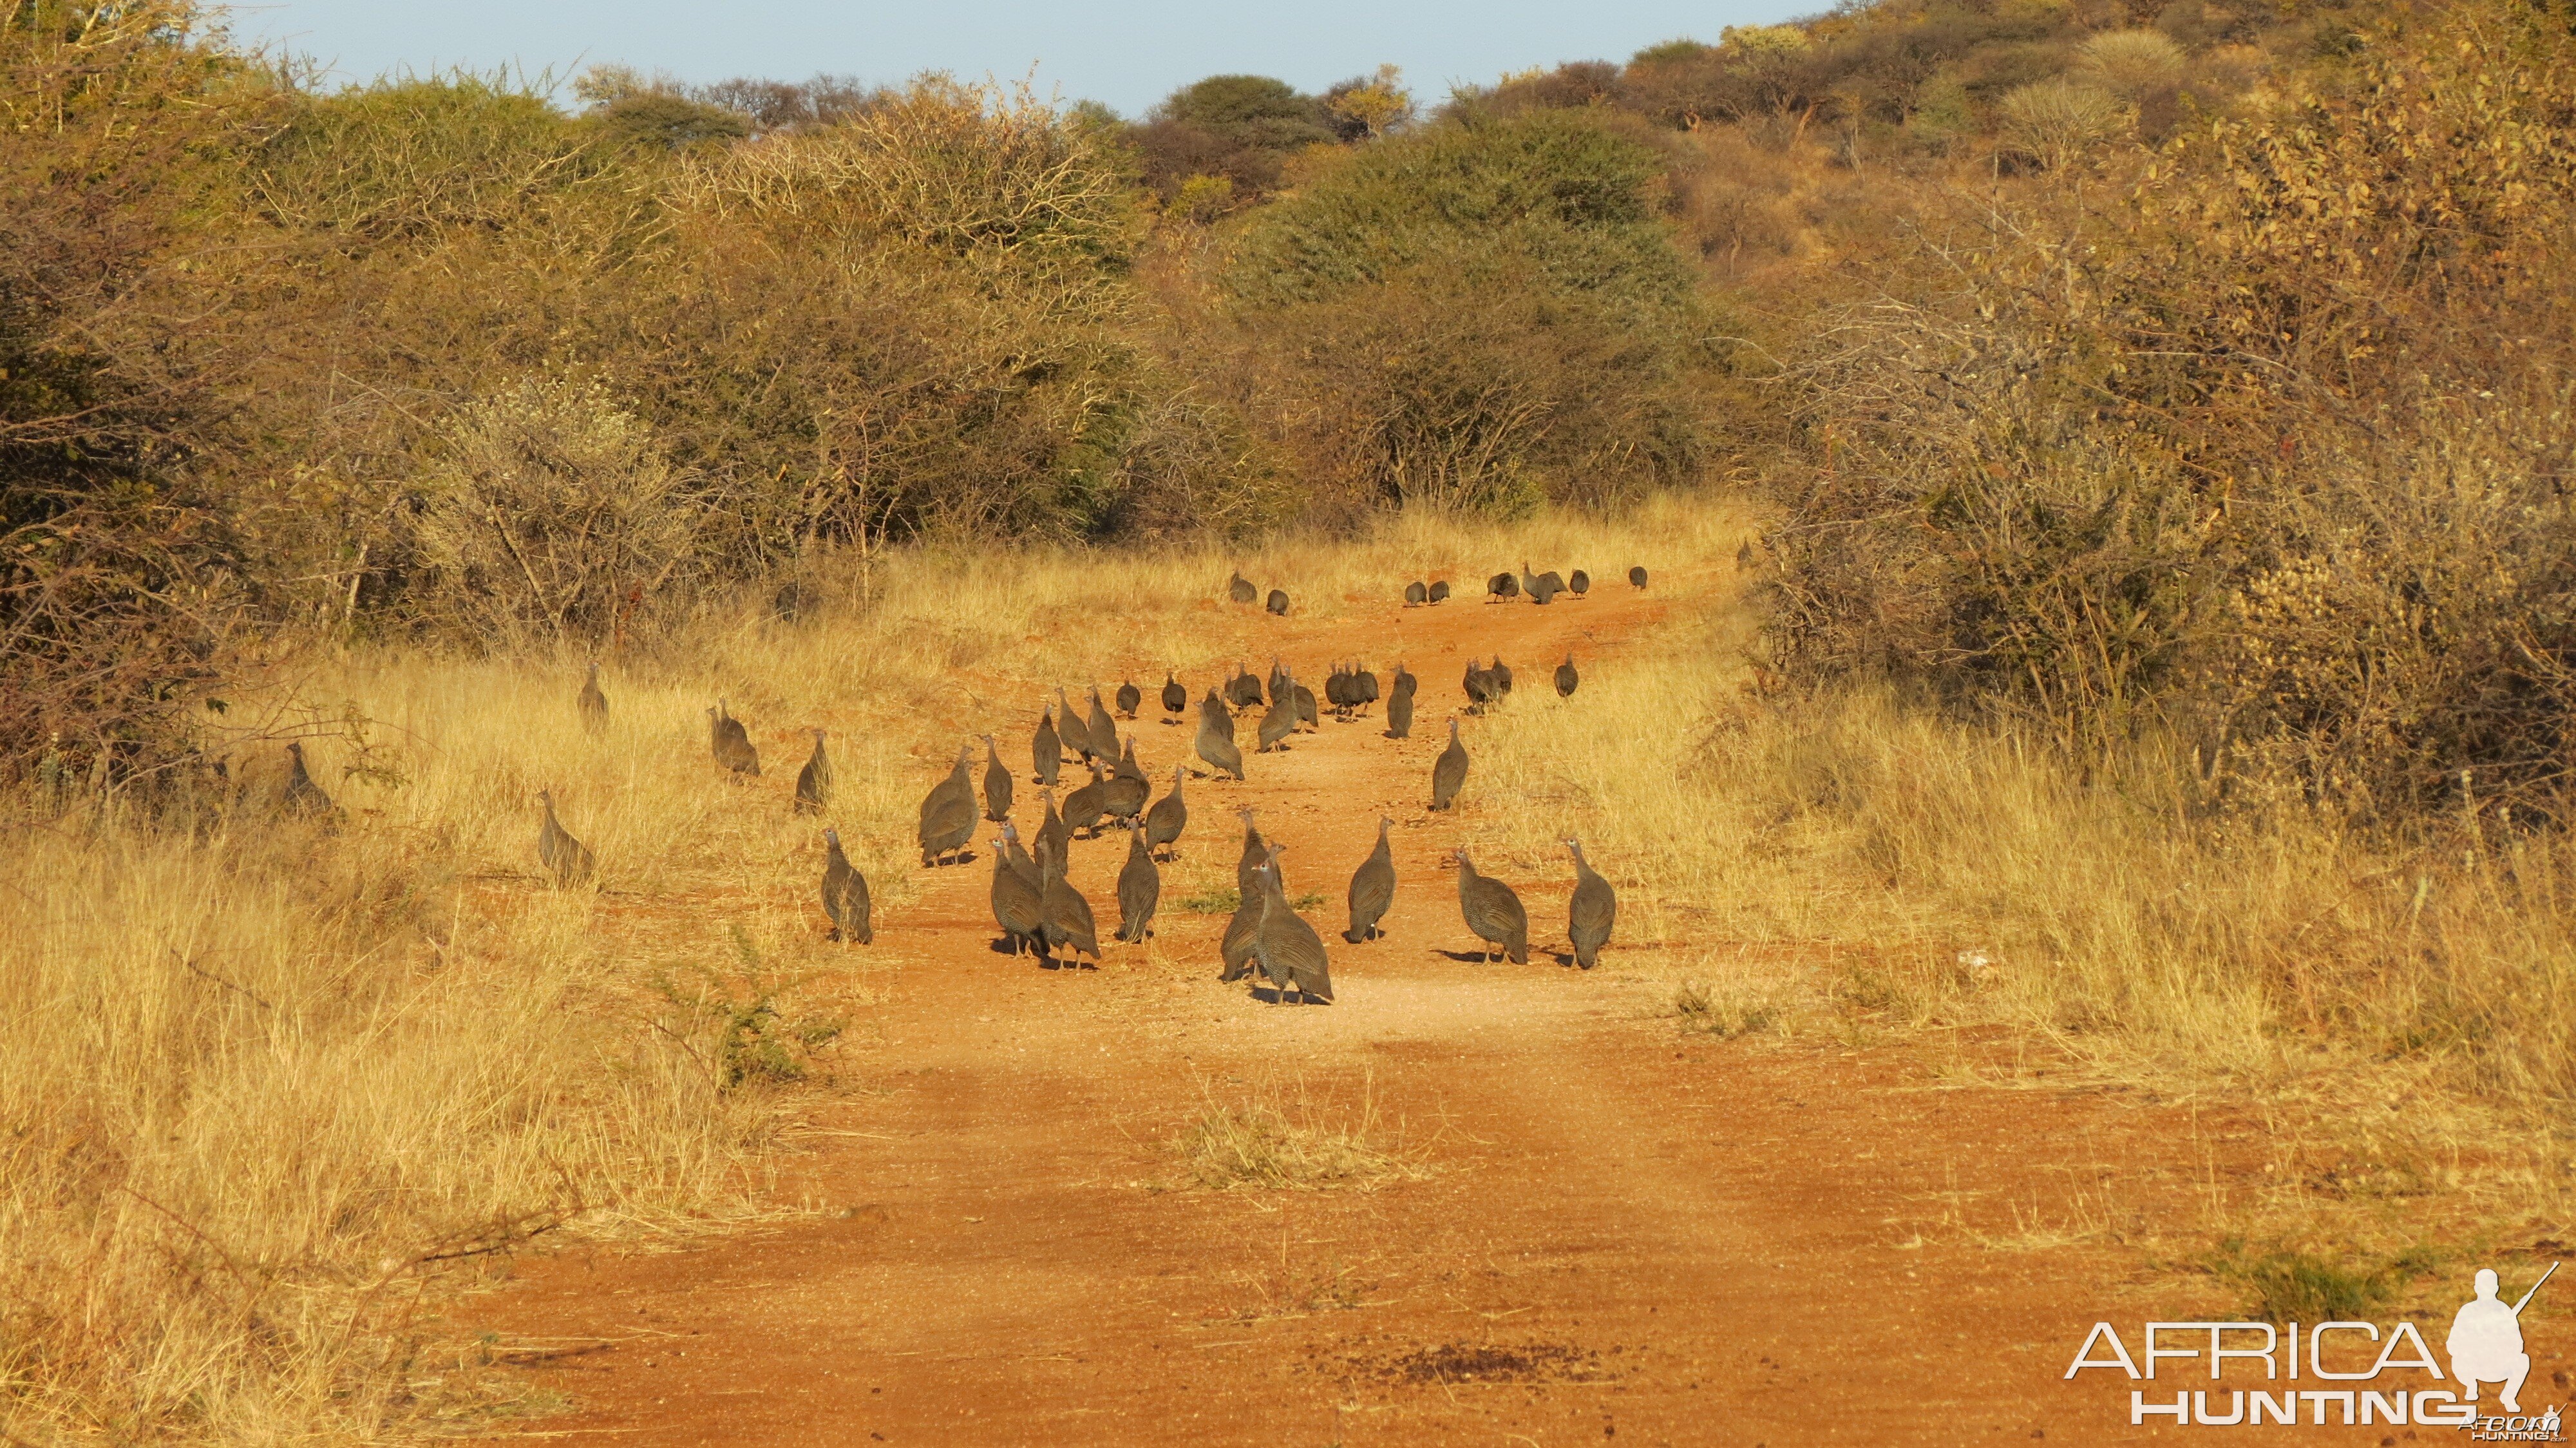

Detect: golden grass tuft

[1173,1078,1428,1193]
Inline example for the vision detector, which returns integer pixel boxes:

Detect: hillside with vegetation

[5,0,2573,1438]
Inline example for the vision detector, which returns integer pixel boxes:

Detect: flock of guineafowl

[532,559,1646,1006]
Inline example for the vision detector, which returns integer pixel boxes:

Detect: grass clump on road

[1174,1081,1427,1192]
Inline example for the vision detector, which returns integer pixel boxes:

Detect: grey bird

[1040,860,1101,966]
[822,828,873,944]
[1233,806,1268,900]
[1554,654,1579,699]
[1034,790,1070,887]
[1266,656,1291,705]
[1738,538,1756,570]
[1195,690,1245,781]
[1225,667,1265,710]
[1144,762,1188,859]
[917,745,977,866]
[1228,569,1258,604]
[1255,678,1298,753]
[1463,660,1497,713]
[1101,750,1150,828]
[1569,569,1591,596]
[1057,687,1094,763]
[1386,683,1414,740]
[1391,663,1417,699]
[1001,820,1043,893]
[1565,837,1616,969]
[1490,657,1515,695]
[1218,872,1265,984]
[795,728,833,814]
[1454,848,1530,964]
[1427,579,1450,604]
[1113,735,1148,786]
[1265,587,1289,616]
[1404,580,1427,607]
[709,701,760,777]
[1087,687,1119,763]
[1032,703,1063,786]
[991,835,1044,956]
[1114,824,1160,943]
[578,662,608,735]
[981,733,1014,821]
[1292,681,1319,732]
[1352,665,1379,716]
[1062,759,1112,838]
[1253,847,1333,1004]
[1629,564,1649,589]
[1486,571,1518,602]
[1161,673,1187,718]
[1430,718,1469,811]
[1116,680,1142,718]
[1531,567,1565,604]
[283,740,333,815]
[536,788,594,885]
[1344,815,1396,944]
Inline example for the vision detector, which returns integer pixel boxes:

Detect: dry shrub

[1773,0,2576,817]
[409,377,699,644]
[1997,76,2130,167]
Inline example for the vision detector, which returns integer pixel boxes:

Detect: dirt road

[464,578,2382,1445]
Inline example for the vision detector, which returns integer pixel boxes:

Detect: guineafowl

[1032,703,1063,787]
[1455,848,1530,964]
[578,662,608,735]
[1114,824,1160,943]
[822,828,873,944]
[1565,837,1616,969]
[795,728,833,814]
[991,836,1044,957]
[982,734,1014,821]
[1252,847,1333,1004]
[1430,719,1468,811]
[536,789,594,886]
[1144,763,1188,858]
[1344,815,1395,944]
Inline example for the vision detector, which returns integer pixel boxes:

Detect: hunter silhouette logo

[2063,1260,2562,1433]
[2452,1262,2553,1414]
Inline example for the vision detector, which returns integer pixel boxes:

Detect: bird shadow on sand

[927,850,981,868]
[1246,986,1332,1005]
[1037,957,1098,971]
[1436,949,1501,964]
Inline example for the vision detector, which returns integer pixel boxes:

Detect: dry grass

[1171,1077,1428,1193]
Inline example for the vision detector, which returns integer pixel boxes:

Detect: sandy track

[464,577,2340,1445]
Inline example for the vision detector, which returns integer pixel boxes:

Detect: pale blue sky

[228,1,1806,117]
